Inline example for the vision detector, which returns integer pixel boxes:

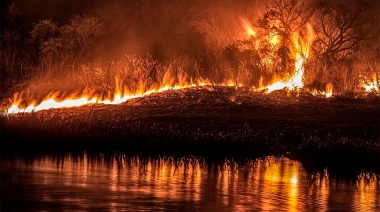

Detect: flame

[241,17,279,46]
[4,22,331,115]
[257,25,313,93]
[325,83,333,98]
[268,32,279,46]
[362,73,379,93]
[6,90,98,114]
[312,83,333,98]
[5,77,243,114]
[241,17,256,37]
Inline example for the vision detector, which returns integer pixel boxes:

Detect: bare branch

[312,2,372,59]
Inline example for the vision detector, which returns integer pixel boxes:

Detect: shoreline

[1,88,379,174]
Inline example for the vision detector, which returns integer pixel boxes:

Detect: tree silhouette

[313,2,373,60]
[30,16,103,71]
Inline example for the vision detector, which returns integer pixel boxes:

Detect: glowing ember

[362,73,379,93]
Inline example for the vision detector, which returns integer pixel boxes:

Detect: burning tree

[258,0,315,45]
[221,0,316,90]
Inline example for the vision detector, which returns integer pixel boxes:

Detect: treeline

[1,0,379,95]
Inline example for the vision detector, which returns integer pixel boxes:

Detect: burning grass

[1,87,379,173]
[2,13,379,115]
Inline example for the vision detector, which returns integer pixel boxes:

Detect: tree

[0,2,25,78]
[30,19,59,44]
[312,2,374,60]
[3,2,20,24]
[0,29,21,76]
[30,15,104,70]
[61,15,104,62]
[258,0,315,44]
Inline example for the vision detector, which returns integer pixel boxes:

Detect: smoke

[2,0,268,61]
[90,0,249,60]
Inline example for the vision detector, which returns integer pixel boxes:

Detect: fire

[325,83,333,98]
[5,77,236,114]
[3,21,332,115]
[7,96,98,114]
[268,32,279,46]
[241,18,280,48]
[241,17,256,37]
[257,24,313,93]
[361,73,379,93]
[312,83,333,98]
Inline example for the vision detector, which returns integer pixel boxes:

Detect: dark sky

[1,0,98,28]
[2,0,379,29]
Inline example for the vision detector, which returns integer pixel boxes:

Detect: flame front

[3,22,315,115]
[5,78,238,114]
[5,19,377,115]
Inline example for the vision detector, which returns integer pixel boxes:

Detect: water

[1,154,379,211]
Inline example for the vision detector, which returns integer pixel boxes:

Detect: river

[1,154,378,211]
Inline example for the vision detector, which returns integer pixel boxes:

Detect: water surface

[1,154,379,211]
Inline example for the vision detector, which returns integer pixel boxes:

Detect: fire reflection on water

[1,154,378,211]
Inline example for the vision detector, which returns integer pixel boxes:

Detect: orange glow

[3,22,340,115]
[6,155,379,211]
[268,31,279,46]
[325,83,333,98]
[241,17,256,37]
[7,92,97,114]
[361,73,379,93]
[312,83,333,98]
[256,24,314,93]
[5,77,224,114]
[261,157,300,211]
[4,69,251,114]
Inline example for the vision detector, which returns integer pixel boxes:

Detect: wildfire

[5,78,245,114]
[361,73,379,93]
[6,82,211,114]
[256,24,313,93]
[7,96,98,114]
[9,18,380,115]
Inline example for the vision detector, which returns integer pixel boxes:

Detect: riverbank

[1,87,379,173]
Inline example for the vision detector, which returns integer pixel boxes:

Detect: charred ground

[1,87,379,174]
